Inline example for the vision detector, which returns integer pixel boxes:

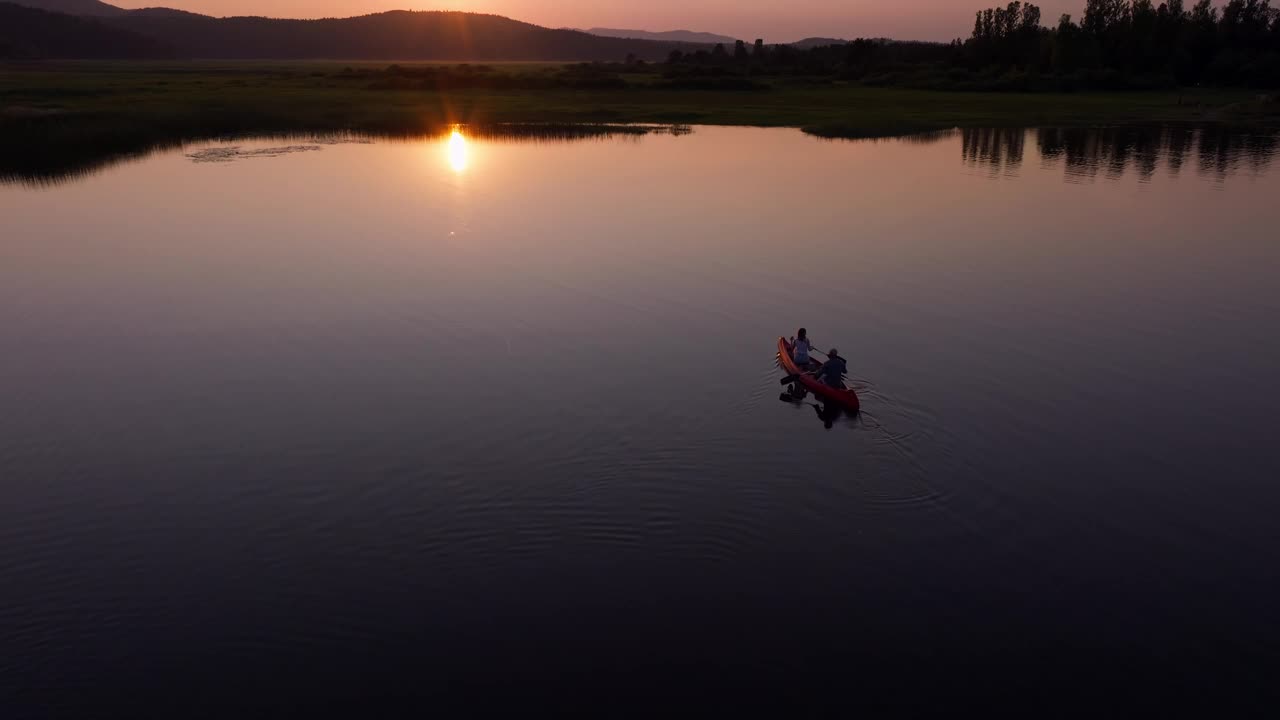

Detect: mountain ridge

[791,36,852,49]
[10,0,123,16]
[0,2,171,58]
[584,27,740,45]
[1,0,880,56]
[1,1,715,60]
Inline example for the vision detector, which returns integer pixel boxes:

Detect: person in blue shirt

[810,348,847,388]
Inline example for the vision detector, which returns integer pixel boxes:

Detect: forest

[665,0,1280,89]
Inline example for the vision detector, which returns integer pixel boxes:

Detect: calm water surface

[2,126,1279,712]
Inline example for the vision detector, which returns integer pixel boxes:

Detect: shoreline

[3,61,1278,182]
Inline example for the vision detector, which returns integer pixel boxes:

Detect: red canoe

[777,336,860,411]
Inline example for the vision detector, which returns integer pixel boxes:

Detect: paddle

[779,393,820,408]
[780,371,852,388]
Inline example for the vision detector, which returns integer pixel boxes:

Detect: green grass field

[2,61,1277,181]
[5,61,1276,130]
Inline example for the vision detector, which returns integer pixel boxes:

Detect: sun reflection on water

[446,129,469,173]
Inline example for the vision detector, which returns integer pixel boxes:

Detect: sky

[108,0,1090,42]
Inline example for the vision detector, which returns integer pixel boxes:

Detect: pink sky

[109,0,1090,42]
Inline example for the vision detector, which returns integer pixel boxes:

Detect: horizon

[103,0,1092,43]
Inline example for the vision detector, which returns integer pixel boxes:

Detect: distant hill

[585,27,739,45]
[0,2,170,58]
[0,2,880,60]
[4,0,125,16]
[89,9,704,61]
[790,37,850,49]
[0,1,709,61]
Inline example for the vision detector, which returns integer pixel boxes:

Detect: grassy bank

[3,61,1278,180]
[5,61,1275,130]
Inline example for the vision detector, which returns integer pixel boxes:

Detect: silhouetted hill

[0,2,171,58]
[5,0,124,16]
[790,37,851,49]
[585,28,739,45]
[94,9,705,61]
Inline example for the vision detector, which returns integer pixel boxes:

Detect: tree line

[965,0,1280,86]
[665,0,1280,89]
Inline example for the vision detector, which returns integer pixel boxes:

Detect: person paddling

[810,348,847,388]
[791,328,814,368]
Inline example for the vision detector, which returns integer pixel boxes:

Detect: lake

[2,125,1278,713]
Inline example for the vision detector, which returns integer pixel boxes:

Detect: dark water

[2,126,1279,714]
